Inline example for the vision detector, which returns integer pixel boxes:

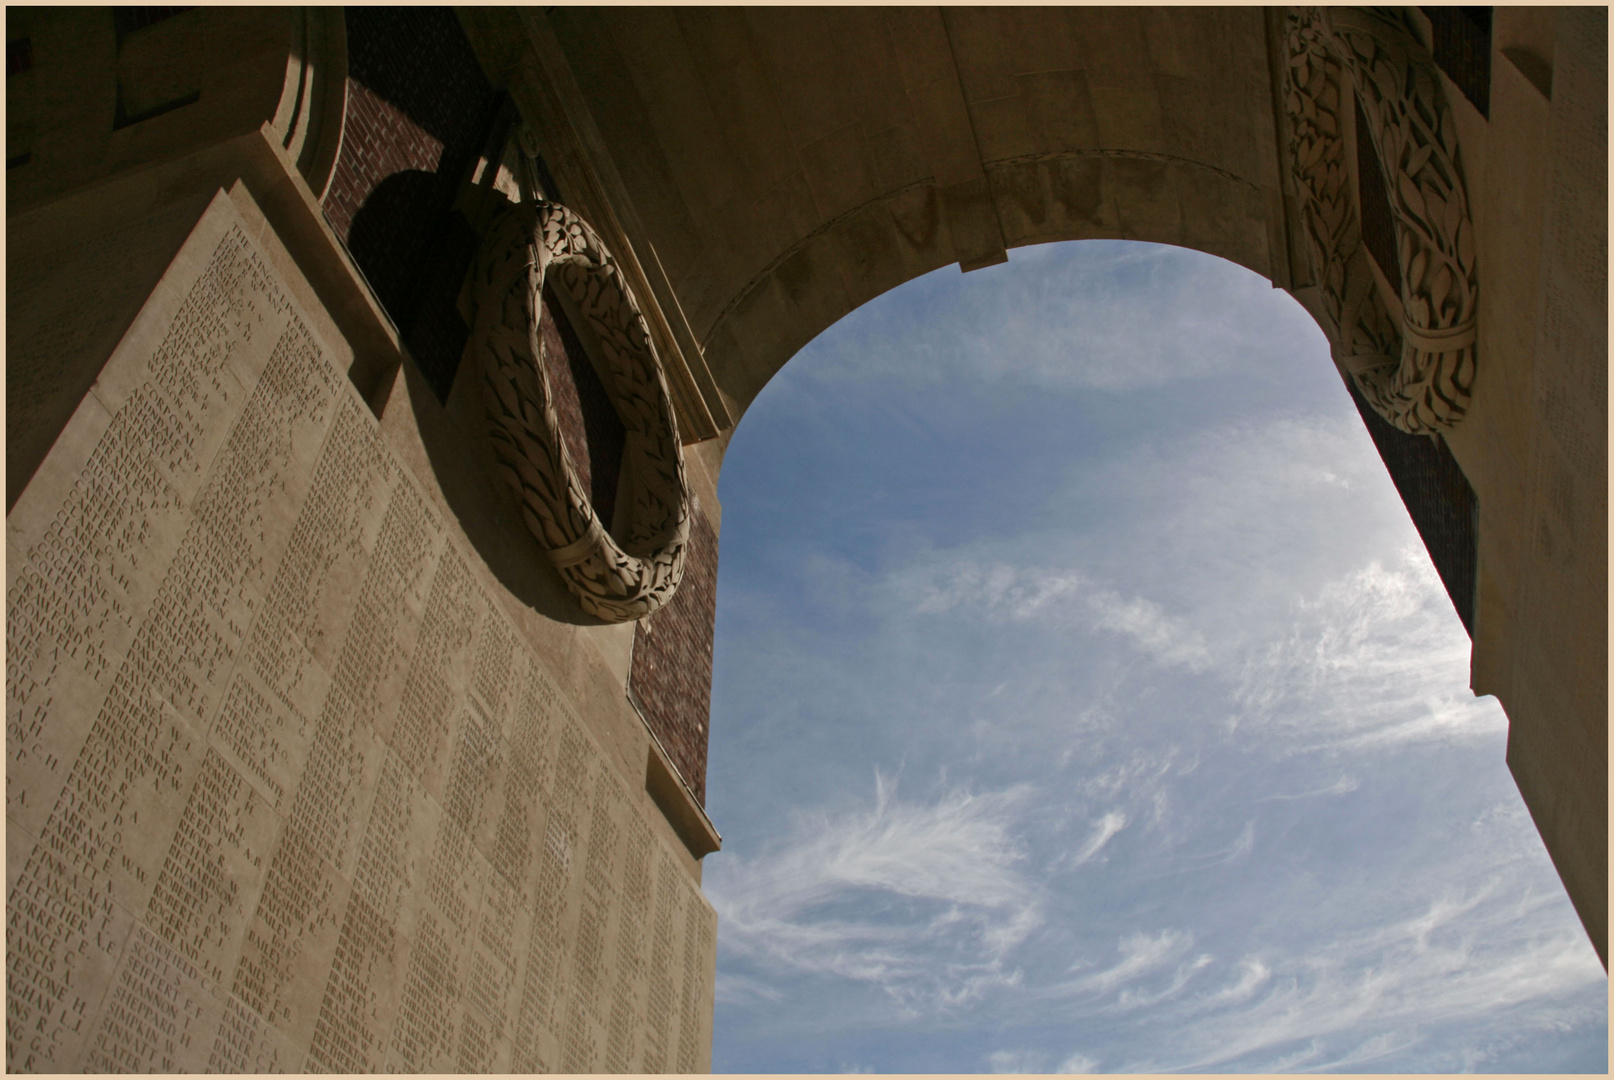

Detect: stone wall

[5,191,716,1073]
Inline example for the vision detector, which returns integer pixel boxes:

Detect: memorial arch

[6,7,1604,1072]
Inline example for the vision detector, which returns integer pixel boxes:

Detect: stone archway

[462,5,1604,964]
[1,7,1602,1073]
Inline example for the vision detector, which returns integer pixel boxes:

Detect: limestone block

[603,8,742,228]
[966,92,1038,164]
[1091,84,1168,155]
[820,7,915,137]
[1177,173,1272,280]
[742,7,861,151]
[672,9,801,191]
[865,120,933,193]
[799,121,883,222]
[989,156,1117,250]
[1074,8,1155,91]
[825,198,924,315]
[1107,155,1183,243]
[942,8,1023,106]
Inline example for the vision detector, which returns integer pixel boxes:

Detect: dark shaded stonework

[630,508,719,805]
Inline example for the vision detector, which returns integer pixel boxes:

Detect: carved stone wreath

[472,201,689,622]
[1284,6,1478,434]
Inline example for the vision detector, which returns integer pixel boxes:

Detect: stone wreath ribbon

[471,201,689,622]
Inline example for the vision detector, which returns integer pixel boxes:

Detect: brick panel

[538,285,625,524]
[1422,6,1492,118]
[323,7,500,400]
[1347,378,1479,635]
[323,79,444,265]
[630,508,718,805]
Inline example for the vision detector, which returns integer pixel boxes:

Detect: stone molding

[1284,6,1478,434]
[277,7,347,203]
[474,201,691,623]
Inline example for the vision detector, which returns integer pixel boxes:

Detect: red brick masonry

[630,508,718,806]
[323,80,442,243]
[538,287,625,524]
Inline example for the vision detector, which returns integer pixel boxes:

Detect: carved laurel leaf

[1284,6,1477,434]
[472,201,691,622]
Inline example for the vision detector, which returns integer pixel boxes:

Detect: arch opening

[699,239,1605,1073]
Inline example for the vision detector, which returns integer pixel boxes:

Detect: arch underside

[545,6,1289,424]
[539,7,1473,444]
[529,2,1485,660]
[706,153,1273,413]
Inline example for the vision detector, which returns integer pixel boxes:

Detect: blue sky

[699,241,1607,1074]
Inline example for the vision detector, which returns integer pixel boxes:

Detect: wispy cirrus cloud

[1231,548,1505,753]
[892,559,1211,673]
[707,773,1043,1011]
[707,240,1606,1072]
[884,533,1498,758]
[1048,928,1199,1000]
[985,1048,1102,1074]
[1128,878,1607,1072]
[1257,776,1361,801]
[1186,956,1272,1013]
[1067,810,1128,869]
[1085,590,1212,672]
[714,971,786,1006]
[986,1047,1052,1073]
[902,561,1084,621]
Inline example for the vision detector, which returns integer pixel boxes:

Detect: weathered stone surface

[5,192,716,1073]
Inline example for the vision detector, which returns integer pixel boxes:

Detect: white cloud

[1050,929,1197,999]
[986,1047,1051,1073]
[1055,1051,1101,1073]
[1231,549,1506,754]
[901,560,1083,621]
[1189,956,1273,1012]
[714,971,786,1005]
[1138,881,1607,1072]
[1304,1029,1426,1071]
[894,557,1212,673]
[1077,750,1181,803]
[708,238,1606,1073]
[1045,410,1415,629]
[982,1047,1103,1074]
[884,538,1498,762]
[1109,952,1214,1013]
[1084,590,1212,672]
[707,773,1043,1010]
[1067,810,1128,869]
[1258,776,1360,801]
